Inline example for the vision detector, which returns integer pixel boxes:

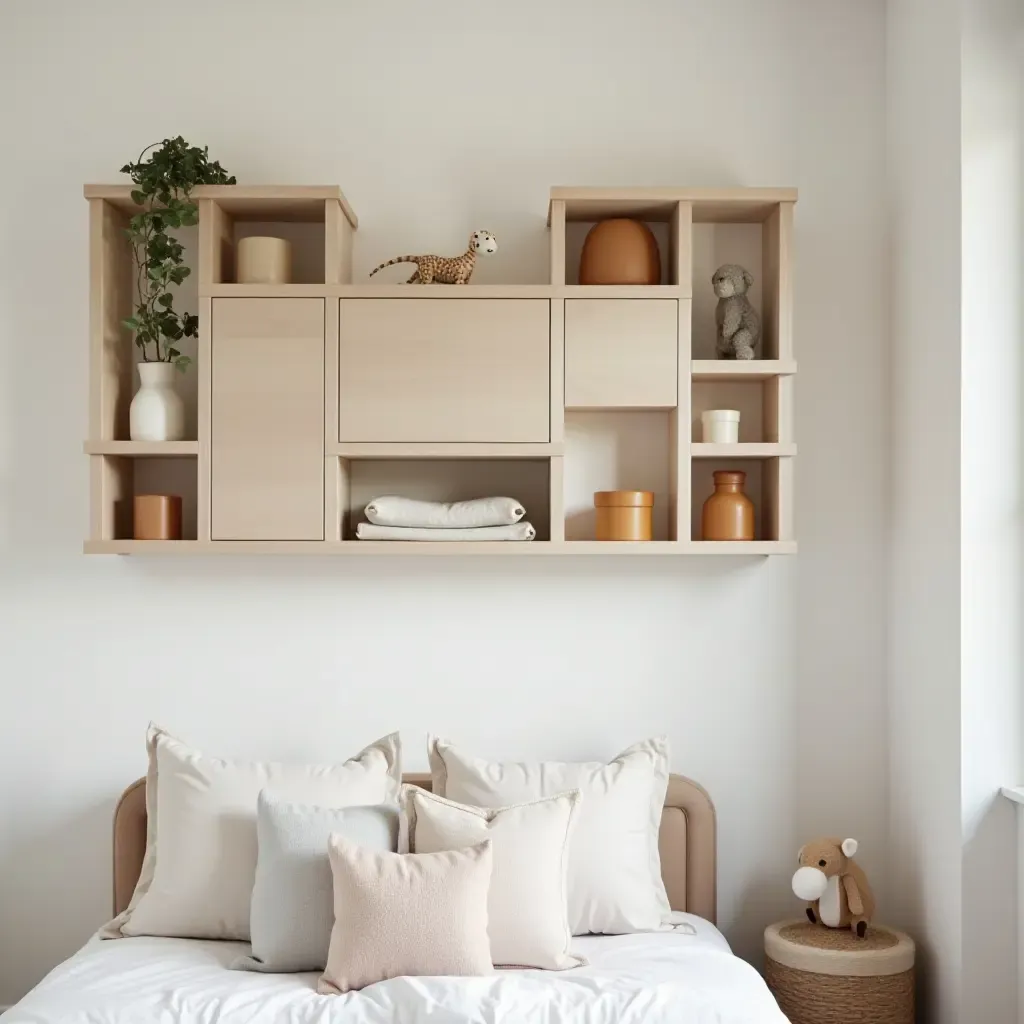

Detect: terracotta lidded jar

[701,471,755,541]
[578,219,661,285]
[594,490,654,541]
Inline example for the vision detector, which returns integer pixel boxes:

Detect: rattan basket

[764,921,915,1024]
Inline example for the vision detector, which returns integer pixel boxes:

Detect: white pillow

[103,725,401,940]
[364,495,525,529]
[405,785,582,970]
[428,736,670,935]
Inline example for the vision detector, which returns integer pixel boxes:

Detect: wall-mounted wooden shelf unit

[84,184,796,556]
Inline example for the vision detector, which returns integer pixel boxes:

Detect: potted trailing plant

[121,137,235,441]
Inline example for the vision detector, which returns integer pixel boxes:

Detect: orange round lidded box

[594,490,654,541]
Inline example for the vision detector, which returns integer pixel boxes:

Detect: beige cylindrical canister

[236,236,292,284]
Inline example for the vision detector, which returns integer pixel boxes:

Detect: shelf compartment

[692,379,768,443]
[690,204,792,361]
[340,458,552,542]
[198,190,356,287]
[564,219,675,288]
[88,454,198,542]
[691,359,796,381]
[84,440,198,456]
[565,410,678,541]
[690,456,793,542]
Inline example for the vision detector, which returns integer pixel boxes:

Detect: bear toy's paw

[856,920,867,938]
[806,907,817,924]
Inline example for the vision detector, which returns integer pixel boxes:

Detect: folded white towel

[364,495,526,529]
[356,522,536,542]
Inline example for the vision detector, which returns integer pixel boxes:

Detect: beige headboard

[112,772,716,923]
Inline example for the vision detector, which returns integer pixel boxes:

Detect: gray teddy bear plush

[713,264,760,360]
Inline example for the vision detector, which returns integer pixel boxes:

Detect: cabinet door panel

[565,299,678,408]
[339,299,550,442]
[211,299,325,540]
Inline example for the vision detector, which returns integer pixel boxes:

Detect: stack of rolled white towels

[355,495,536,541]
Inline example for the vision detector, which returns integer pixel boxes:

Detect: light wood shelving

[691,443,797,458]
[84,184,796,556]
[691,359,797,381]
[85,539,795,556]
[83,441,199,456]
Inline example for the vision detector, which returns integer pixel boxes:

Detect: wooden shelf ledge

[85,539,795,556]
[329,442,562,459]
[84,441,199,457]
[557,285,690,299]
[691,443,796,458]
[84,184,357,226]
[549,186,798,224]
[691,359,797,381]
[202,284,336,299]
[201,284,700,300]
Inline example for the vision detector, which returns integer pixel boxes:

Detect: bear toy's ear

[841,838,859,858]
[742,268,753,288]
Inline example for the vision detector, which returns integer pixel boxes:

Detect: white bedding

[1,914,787,1024]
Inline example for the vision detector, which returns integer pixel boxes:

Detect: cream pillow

[319,836,494,995]
[405,786,581,970]
[428,736,670,935]
[103,725,401,941]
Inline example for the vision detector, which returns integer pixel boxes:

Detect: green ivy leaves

[120,136,235,370]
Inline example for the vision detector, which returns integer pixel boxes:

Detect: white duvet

[2,915,787,1024]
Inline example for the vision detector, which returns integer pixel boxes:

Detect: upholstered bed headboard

[112,772,717,924]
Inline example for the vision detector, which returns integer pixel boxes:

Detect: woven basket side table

[764,921,915,1024]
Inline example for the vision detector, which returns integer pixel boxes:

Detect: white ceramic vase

[129,362,185,442]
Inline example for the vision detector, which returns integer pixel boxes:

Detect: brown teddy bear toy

[791,837,876,938]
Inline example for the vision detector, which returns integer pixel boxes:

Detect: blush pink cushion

[318,836,494,994]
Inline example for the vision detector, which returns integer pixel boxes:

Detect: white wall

[886,2,964,1020]
[0,0,889,1005]
[888,1,1024,1019]
[961,0,1024,1018]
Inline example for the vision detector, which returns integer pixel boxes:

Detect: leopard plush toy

[369,230,498,284]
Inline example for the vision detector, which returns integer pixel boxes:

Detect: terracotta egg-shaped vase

[578,219,661,285]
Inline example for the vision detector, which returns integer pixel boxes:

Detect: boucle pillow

[103,726,401,941]
[234,794,400,973]
[364,495,525,529]
[428,736,670,935]
[405,785,581,970]
[318,836,494,995]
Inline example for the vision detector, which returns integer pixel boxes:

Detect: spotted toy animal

[369,230,498,284]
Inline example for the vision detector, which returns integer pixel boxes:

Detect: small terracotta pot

[134,494,182,541]
[594,490,654,541]
[579,219,661,285]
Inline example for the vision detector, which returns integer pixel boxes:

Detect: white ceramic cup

[701,409,741,444]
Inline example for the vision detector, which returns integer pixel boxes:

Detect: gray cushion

[233,791,399,973]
